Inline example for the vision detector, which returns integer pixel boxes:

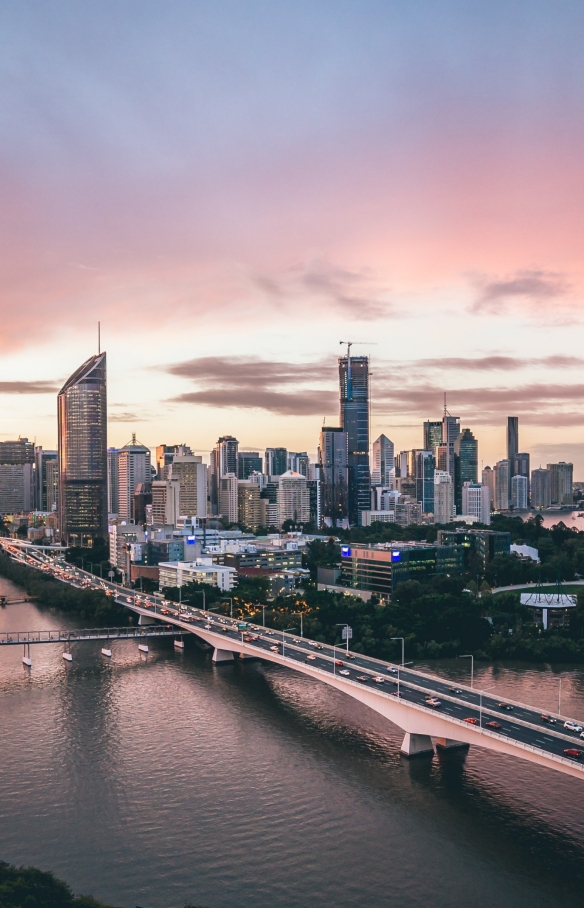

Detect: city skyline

[2,2,584,471]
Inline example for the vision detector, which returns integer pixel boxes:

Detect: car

[425,698,441,708]
[564,721,583,733]
[204,624,212,630]
[485,721,502,729]
[265,631,274,636]
[334,660,344,666]
[339,669,350,676]
[221,627,230,633]
[313,644,323,650]
[498,703,513,711]
[541,714,556,724]
[305,654,316,661]
[344,653,355,660]
[357,675,369,682]
[372,676,385,684]
[564,748,583,759]
[449,687,463,694]
[464,717,479,725]
[270,645,280,652]
[387,667,398,674]
[243,635,252,642]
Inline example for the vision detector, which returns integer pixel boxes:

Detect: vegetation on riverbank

[0,861,113,908]
[0,554,130,627]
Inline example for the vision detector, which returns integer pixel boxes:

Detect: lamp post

[397,661,414,698]
[391,636,405,666]
[459,654,474,688]
[336,623,351,653]
[221,597,234,618]
[479,684,496,728]
[559,678,562,717]
[282,627,296,657]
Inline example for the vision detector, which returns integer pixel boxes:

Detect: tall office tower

[58,353,108,545]
[511,474,528,510]
[287,451,310,477]
[547,462,573,506]
[238,451,263,480]
[396,450,409,478]
[209,436,239,513]
[265,447,287,477]
[507,417,519,465]
[531,468,552,508]
[107,448,120,514]
[117,435,151,520]
[307,478,322,528]
[0,438,34,515]
[371,435,395,486]
[494,460,510,511]
[414,450,435,514]
[219,473,239,523]
[512,452,530,482]
[156,444,192,479]
[423,420,443,453]
[318,427,349,526]
[277,471,310,527]
[482,466,495,507]
[237,482,262,530]
[435,444,449,473]
[169,454,207,518]
[434,470,453,524]
[339,353,370,525]
[453,428,478,514]
[34,446,57,511]
[442,409,460,479]
[462,482,491,525]
[151,479,180,525]
[45,459,59,512]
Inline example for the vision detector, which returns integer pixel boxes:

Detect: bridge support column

[400,733,434,758]
[138,614,156,625]
[435,738,469,751]
[212,647,235,664]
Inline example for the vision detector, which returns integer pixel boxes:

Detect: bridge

[2,540,584,780]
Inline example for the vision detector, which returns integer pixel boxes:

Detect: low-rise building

[158,559,237,591]
[437,528,511,570]
[337,542,463,598]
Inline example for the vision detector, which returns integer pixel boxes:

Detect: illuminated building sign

[341,546,352,557]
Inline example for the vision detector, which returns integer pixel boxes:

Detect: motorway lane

[6,543,584,768]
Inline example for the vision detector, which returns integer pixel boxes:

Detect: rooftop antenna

[98,321,101,355]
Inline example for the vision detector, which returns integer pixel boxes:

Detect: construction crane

[339,341,377,359]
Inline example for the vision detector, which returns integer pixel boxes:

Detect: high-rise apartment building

[396,450,410,478]
[277,471,310,527]
[339,353,370,525]
[318,427,349,526]
[454,428,478,514]
[507,417,519,464]
[461,482,491,525]
[531,468,551,508]
[0,439,34,514]
[118,435,151,520]
[45,459,59,512]
[209,436,239,514]
[423,421,443,453]
[482,466,495,508]
[265,447,287,477]
[151,479,180,525]
[547,462,573,507]
[442,411,460,479]
[511,474,528,510]
[371,435,394,486]
[238,482,262,530]
[238,451,263,480]
[414,450,435,514]
[58,353,108,545]
[494,460,510,511]
[434,470,453,524]
[156,444,192,480]
[219,473,239,523]
[107,448,120,514]
[287,451,310,477]
[169,455,207,518]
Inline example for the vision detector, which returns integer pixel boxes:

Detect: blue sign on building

[341,546,352,557]
[391,550,401,562]
[186,535,196,545]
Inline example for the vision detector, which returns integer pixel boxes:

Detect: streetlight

[282,627,296,657]
[559,678,562,717]
[397,661,414,698]
[459,654,474,688]
[221,597,234,618]
[479,684,496,728]
[391,636,405,666]
[336,623,351,653]
[292,611,304,638]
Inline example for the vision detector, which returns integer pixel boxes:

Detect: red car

[334,660,344,666]
[485,721,501,729]
[564,748,583,759]
[464,717,479,725]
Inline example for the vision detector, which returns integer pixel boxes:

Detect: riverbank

[0,860,115,907]
[0,553,130,627]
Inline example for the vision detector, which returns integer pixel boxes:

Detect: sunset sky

[2,1,584,472]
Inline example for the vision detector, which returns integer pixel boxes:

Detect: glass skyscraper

[339,354,370,525]
[454,428,478,514]
[58,353,108,546]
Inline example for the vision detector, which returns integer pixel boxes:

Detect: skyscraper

[494,460,510,511]
[339,353,370,525]
[238,451,263,479]
[118,435,151,520]
[414,450,435,514]
[58,353,108,545]
[318,427,349,526]
[287,451,310,477]
[547,462,573,506]
[209,436,239,513]
[442,409,460,480]
[107,448,120,514]
[461,482,491,524]
[169,454,207,518]
[507,417,519,464]
[423,420,442,453]
[34,446,58,511]
[265,447,287,477]
[433,470,453,524]
[0,438,34,515]
[511,474,528,510]
[453,428,478,514]
[531,468,551,508]
[371,435,395,486]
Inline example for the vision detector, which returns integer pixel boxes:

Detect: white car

[372,676,385,684]
[564,721,583,733]
[425,697,442,708]
[339,669,350,676]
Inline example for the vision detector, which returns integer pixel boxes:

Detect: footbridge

[3,541,584,781]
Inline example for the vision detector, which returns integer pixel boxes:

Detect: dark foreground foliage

[0,861,113,908]
[0,554,131,627]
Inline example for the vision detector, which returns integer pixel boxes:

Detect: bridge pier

[212,647,235,664]
[435,738,469,751]
[138,614,156,625]
[400,733,434,758]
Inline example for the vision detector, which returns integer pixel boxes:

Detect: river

[1,574,584,908]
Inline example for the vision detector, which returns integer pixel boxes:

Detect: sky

[1,0,584,472]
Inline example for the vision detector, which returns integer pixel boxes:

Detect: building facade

[547,462,573,506]
[58,353,108,546]
[117,435,151,520]
[318,427,349,526]
[461,481,491,524]
[531,468,551,508]
[511,474,528,510]
[454,428,478,514]
[169,455,207,519]
[339,353,370,525]
[434,470,454,524]
[371,434,395,487]
[494,460,510,511]
[277,471,310,527]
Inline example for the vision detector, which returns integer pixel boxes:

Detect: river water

[2,575,584,908]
